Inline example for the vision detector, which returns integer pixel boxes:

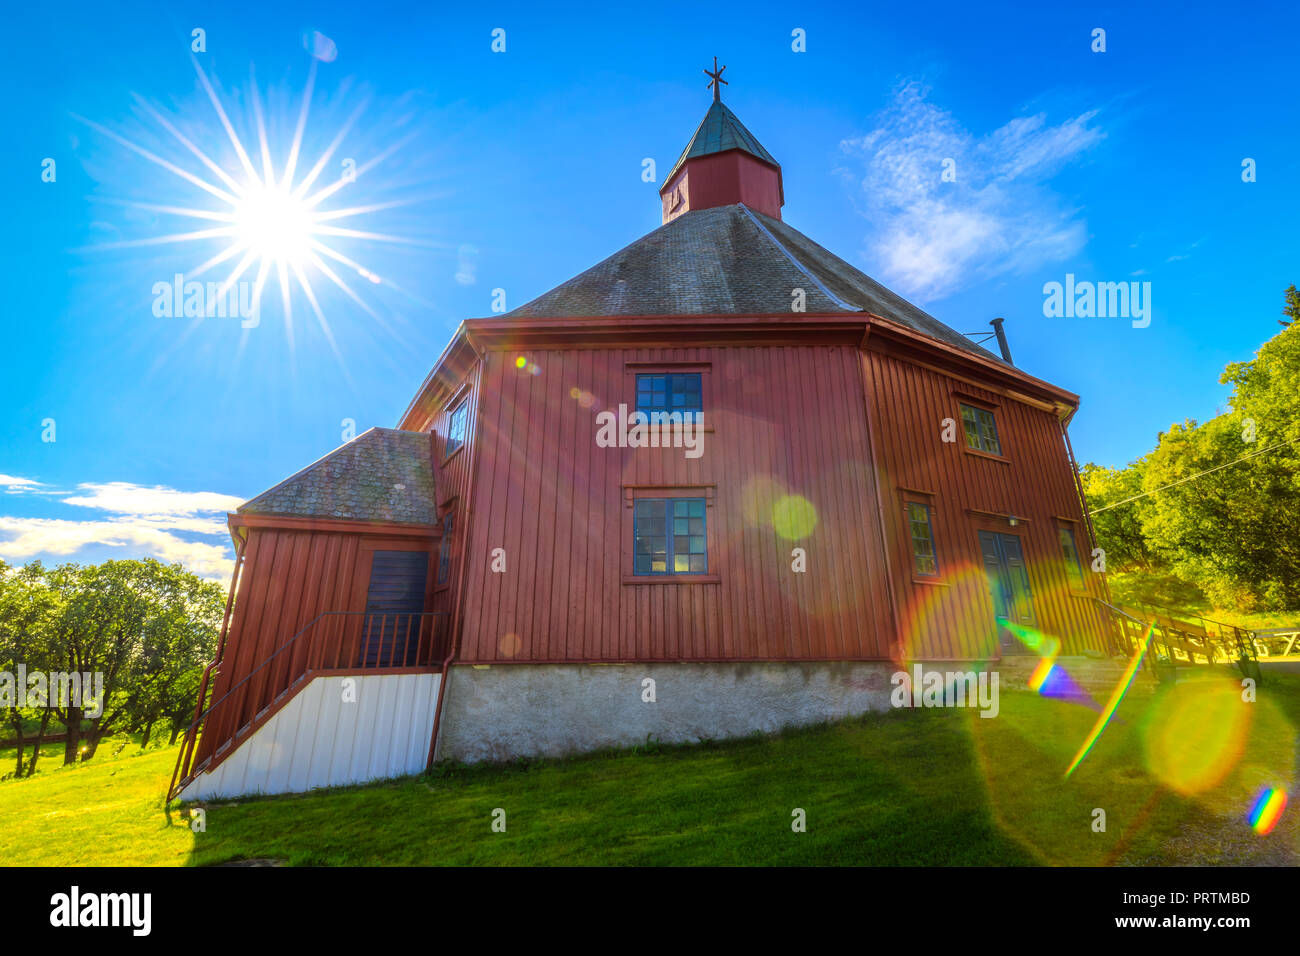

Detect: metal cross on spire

[704,56,728,102]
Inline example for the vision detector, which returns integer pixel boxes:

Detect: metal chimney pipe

[990,316,1014,365]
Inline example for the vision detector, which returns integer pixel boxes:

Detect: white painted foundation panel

[180,672,440,801]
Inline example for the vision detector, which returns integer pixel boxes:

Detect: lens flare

[997,618,1060,658]
[895,564,1000,664]
[1142,678,1253,794]
[772,494,817,540]
[1065,622,1155,777]
[1247,788,1287,835]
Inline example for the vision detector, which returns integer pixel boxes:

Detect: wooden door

[979,530,1036,653]
[359,550,430,667]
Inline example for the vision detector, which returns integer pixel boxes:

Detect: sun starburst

[78,54,428,367]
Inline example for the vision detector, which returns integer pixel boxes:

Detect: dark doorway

[978,530,1035,653]
[360,550,429,667]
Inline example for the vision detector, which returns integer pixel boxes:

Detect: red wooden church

[172,72,1111,801]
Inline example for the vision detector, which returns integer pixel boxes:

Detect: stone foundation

[434,661,896,763]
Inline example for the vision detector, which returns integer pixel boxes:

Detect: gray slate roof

[505,203,1001,363]
[665,101,780,182]
[239,427,437,525]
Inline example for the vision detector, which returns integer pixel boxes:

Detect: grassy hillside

[1,674,1296,866]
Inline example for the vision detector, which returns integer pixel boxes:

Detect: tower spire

[704,56,727,102]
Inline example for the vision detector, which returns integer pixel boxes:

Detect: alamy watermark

[1043,274,1151,328]
[49,886,150,936]
[595,405,704,459]
[152,273,260,328]
[890,664,999,718]
[0,666,105,718]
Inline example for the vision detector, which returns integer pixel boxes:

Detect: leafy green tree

[120,566,222,751]
[1082,286,1300,613]
[0,561,61,777]
[1079,460,1157,571]
[1140,419,1278,608]
[47,559,223,763]
[1278,284,1298,327]
[1136,308,1300,610]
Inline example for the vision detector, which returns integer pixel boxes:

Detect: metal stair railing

[169,609,448,802]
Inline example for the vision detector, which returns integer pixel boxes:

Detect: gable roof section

[239,427,437,525]
[504,203,1002,363]
[665,101,779,183]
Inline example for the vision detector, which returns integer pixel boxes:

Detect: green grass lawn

[1,674,1296,866]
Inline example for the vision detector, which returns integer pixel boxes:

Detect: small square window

[959,403,1002,456]
[445,402,468,456]
[906,502,939,577]
[634,497,706,575]
[636,373,702,421]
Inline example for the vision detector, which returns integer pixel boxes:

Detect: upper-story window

[445,401,468,457]
[906,502,939,577]
[959,402,1002,456]
[1059,525,1086,591]
[636,373,702,421]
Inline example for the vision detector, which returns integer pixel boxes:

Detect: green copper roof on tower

[665,100,780,184]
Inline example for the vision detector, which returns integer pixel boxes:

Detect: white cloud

[0,516,234,580]
[0,479,242,581]
[454,243,478,286]
[0,474,44,491]
[61,482,244,515]
[838,81,1103,301]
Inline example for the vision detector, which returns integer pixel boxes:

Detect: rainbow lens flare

[1027,657,1095,707]
[999,619,1095,707]
[1247,788,1287,835]
[1064,621,1155,777]
[1142,678,1253,794]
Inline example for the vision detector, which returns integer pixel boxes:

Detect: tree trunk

[141,720,154,750]
[62,706,81,765]
[10,711,24,778]
[25,710,51,778]
[83,720,103,760]
[169,721,181,746]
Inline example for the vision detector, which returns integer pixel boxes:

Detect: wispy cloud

[0,474,44,491]
[61,482,243,515]
[0,479,242,580]
[837,81,1104,301]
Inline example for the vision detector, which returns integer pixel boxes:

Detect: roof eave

[439,310,1079,412]
[862,313,1079,415]
[396,324,481,430]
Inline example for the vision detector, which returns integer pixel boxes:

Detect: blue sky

[1,0,1297,581]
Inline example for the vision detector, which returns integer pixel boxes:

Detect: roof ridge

[734,204,860,312]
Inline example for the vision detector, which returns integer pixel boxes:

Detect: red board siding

[863,348,1108,658]
[457,344,896,663]
[661,151,783,222]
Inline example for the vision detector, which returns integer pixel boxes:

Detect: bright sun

[81,55,415,346]
[231,183,316,267]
